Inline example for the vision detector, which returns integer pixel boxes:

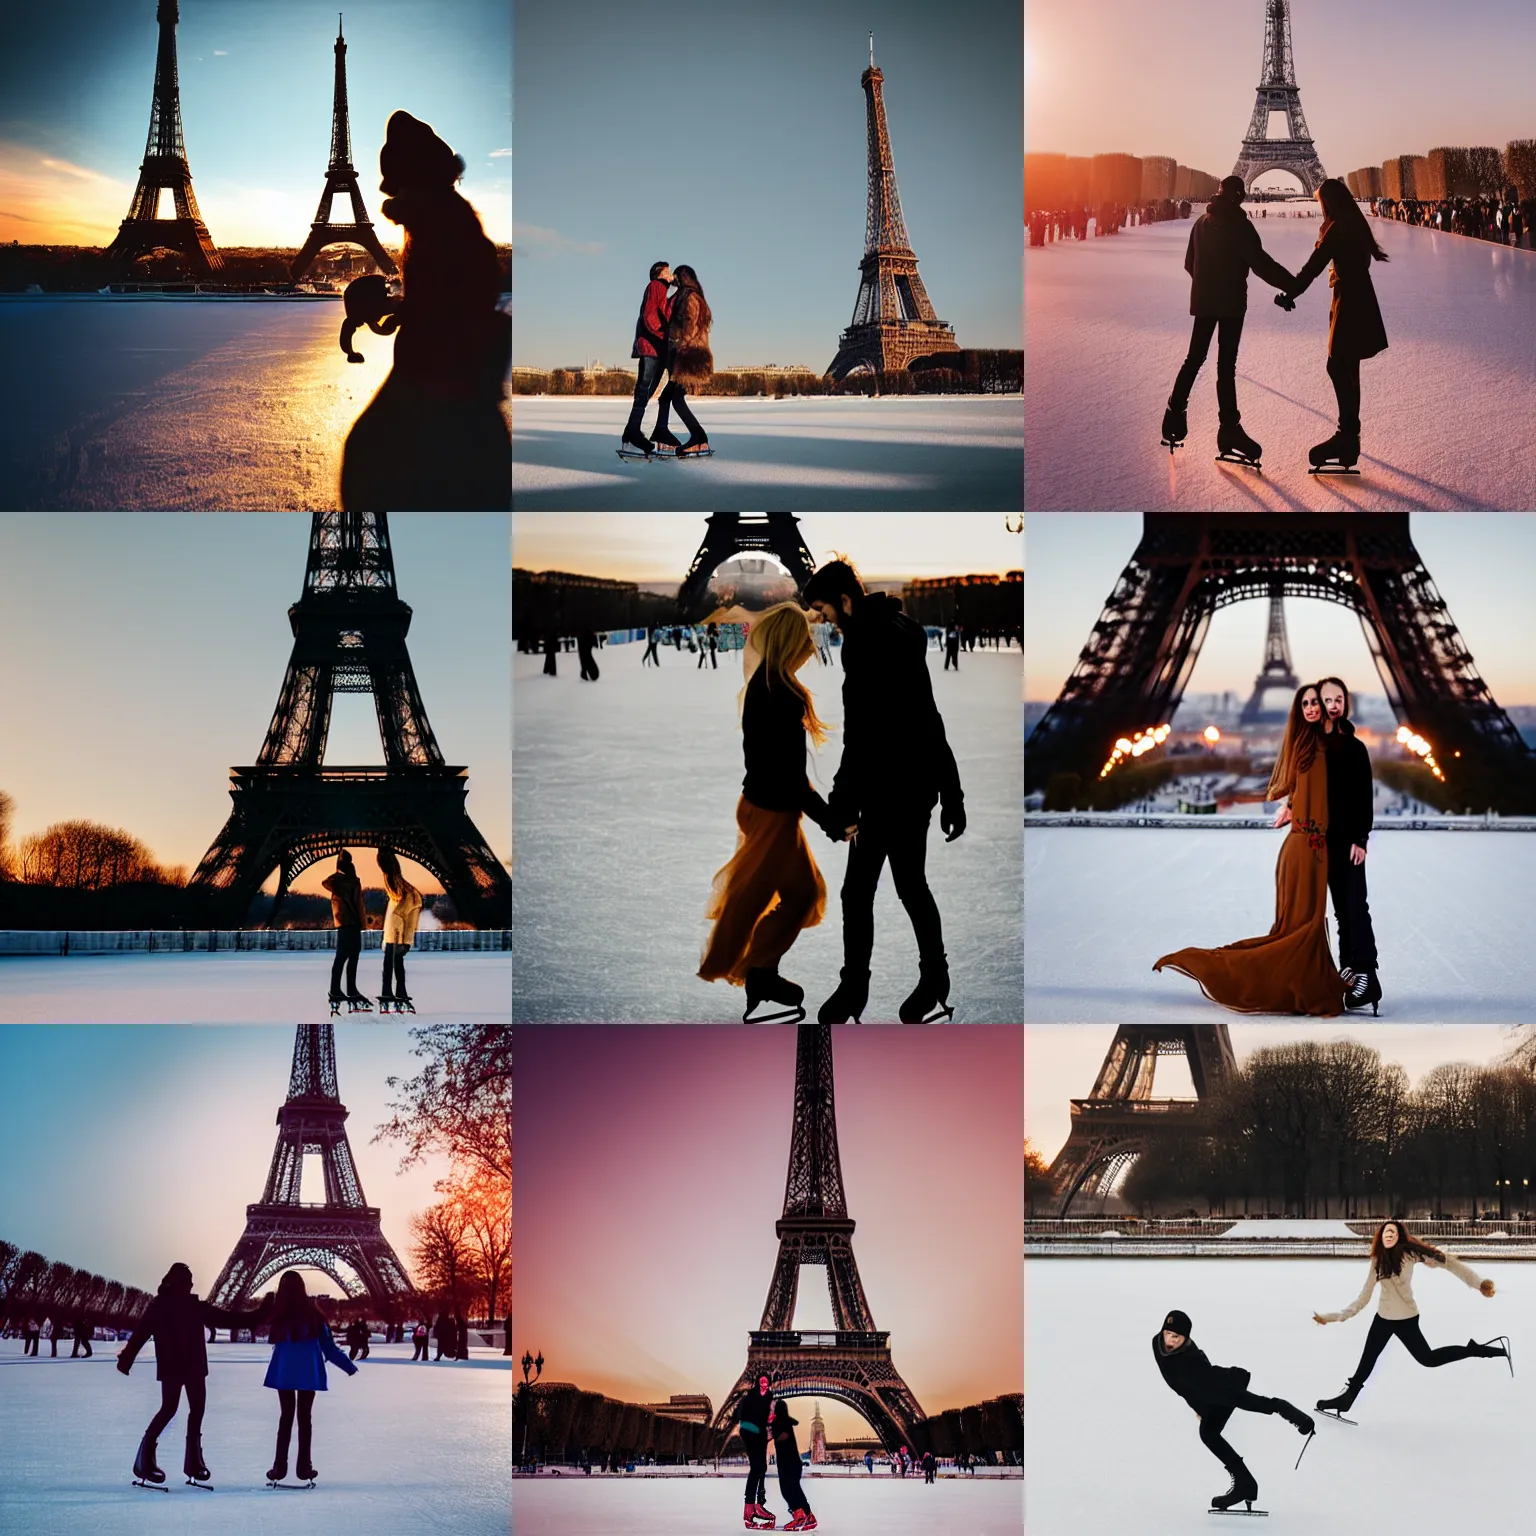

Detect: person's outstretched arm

[117,1301,157,1373]
[1428,1250,1493,1296]
[1314,1261,1376,1323]
[319,1323,360,1375]
[1286,225,1337,299]
[200,1292,274,1331]
[1245,229,1296,295]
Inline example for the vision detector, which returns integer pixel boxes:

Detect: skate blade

[1209,1509,1268,1517]
[1215,452,1263,473]
[1159,438,1184,454]
[906,1002,955,1025]
[185,1478,215,1490]
[132,1480,170,1492]
[615,448,654,461]
[676,447,715,458]
[1317,1409,1357,1425]
[1307,465,1360,475]
[742,1004,806,1025]
[266,1479,317,1489]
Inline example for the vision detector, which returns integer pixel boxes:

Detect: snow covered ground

[514,1474,1022,1536]
[1024,827,1532,1021]
[0,951,510,1023]
[0,1338,510,1535]
[1027,1258,1528,1534]
[513,645,1022,1023]
[511,396,1023,509]
[1025,213,1536,509]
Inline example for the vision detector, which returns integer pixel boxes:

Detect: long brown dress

[1153,747,1347,1016]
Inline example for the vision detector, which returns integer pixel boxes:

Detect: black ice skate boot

[899,956,954,1024]
[345,991,373,1013]
[1160,398,1188,452]
[1210,1457,1260,1513]
[184,1430,212,1487]
[133,1432,166,1487]
[1344,970,1381,1016]
[1474,1336,1513,1375]
[1316,1375,1364,1419]
[328,990,345,1016]
[650,426,683,455]
[267,1426,291,1485]
[1308,430,1361,475]
[743,967,806,1025]
[619,428,655,459]
[818,968,870,1024]
[1216,422,1263,470]
[296,1416,317,1483]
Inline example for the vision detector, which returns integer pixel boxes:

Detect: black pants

[1198,1389,1292,1474]
[623,353,665,438]
[743,1432,768,1506]
[1327,353,1362,436]
[655,380,705,441]
[643,639,659,666]
[412,1338,428,1360]
[330,925,362,998]
[1171,314,1247,426]
[840,806,945,974]
[24,1334,37,1355]
[776,1450,810,1514]
[146,1375,206,1442]
[1326,838,1378,973]
[72,1337,92,1357]
[1350,1313,1483,1389]
[381,942,409,999]
[579,647,599,680]
[275,1387,316,1466]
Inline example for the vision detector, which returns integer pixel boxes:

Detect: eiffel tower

[1045,1025,1237,1215]
[676,514,817,621]
[825,34,959,379]
[208,1023,416,1313]
[107,0,223,274]
[290,15,398,283]
[1240,583,1300,724]
[714,1026,927,1453]
[1230,0,1327,195]
[188,512,511,926]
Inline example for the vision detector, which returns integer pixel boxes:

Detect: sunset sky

[1026,0,1536,188]
[512,513,1024,587]
[512,1026,1022,1444]
[0,1024,454,1300]
[0,513,509,897]
[1024,514,1536,705]
[0,0,510,247]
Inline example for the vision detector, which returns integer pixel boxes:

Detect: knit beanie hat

[379,110,465,194]
[1163,1309,1192,1336]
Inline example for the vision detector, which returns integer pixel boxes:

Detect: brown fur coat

[667,288,714,388]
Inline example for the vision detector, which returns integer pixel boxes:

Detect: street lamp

[519,1350,544,1468]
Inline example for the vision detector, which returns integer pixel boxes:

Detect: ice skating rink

[513,645,1022,1024]
[1027,1257,1530,1534]
[514,1473,1022,1536]
[0,1338,510,1536]
[511,397,1023,509]
[1025,213,1536,509]
[1024,826,1532,1022]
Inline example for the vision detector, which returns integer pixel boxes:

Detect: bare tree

[409,1198,480,1314]
[445,1168,511,1324]
[375,1025,511,1182]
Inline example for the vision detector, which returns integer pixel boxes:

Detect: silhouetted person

[48,1317,58,1357]
[621,260,674,455]
[455,1313,470,1360]
[642,626,661,667]
[944,625,960,671]
[321,850,368,1008]
[412,1320,429,1361]
[652,265,713,454]
[339,273,397,362]
[543,631,558,677]
[578,628,600,681]
[341,111,510,511]
[433,1311,452,1361]
[770,1399,815,1530]
[23,1317,39,1356]
[72,1316,93,1357]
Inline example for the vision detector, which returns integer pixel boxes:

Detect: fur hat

[379,110,465,194]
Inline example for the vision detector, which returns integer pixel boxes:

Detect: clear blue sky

[0,0,511,245]
[1024,514,1536,706]
[1027,0,1536,189]
[0,513,510,893]
[0,1025,452,1299]
[512,0,1022,369]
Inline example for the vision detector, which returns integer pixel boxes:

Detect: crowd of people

[1029,199,1194,245]
[1372,194,1532,247]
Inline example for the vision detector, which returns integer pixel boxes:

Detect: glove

[1274,292,1296,311]
[940,800,966,841]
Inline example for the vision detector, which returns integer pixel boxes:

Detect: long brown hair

[1266,684,1324,801]
[268,1270,325,1343]
[1371,1219,1443,1280]
[1317,179,1389,262]
[673,265,712,331]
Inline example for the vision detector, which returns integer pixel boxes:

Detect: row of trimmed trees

[1025,152,1221,214]
[1346,141,1536,203]
[0,1240,152,1334]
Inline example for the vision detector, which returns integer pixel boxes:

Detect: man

[321,851,368,1010]
[1161,175,1296,465]
[621,261,675,456]
[1318,676,1380,1012]
[803,560,965,1024]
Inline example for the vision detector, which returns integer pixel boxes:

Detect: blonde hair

[745,604,830,748]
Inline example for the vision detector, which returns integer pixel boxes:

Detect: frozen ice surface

[1028,1258,1529,1534]
[511,396,1023,509]
[1024,826,1532,1021]
[0,1338,510,1535]
[1219,1220,1358,1239]
[0,951,510,1024]
[514,1473,1022,1536]
[1025,215,1536,509]
[513,646,1022,1023]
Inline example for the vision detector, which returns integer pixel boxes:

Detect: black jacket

[1324,719,1373,850]
[741,667,834,830]
[1183,195,1294,318]
[737,1386,773,1441]
[1289,221,1389,360]
[120,1291,270,1383]
[1152,1331,1251,1411]
[829,594,963,823]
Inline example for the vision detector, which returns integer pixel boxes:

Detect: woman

[117,1262,273,1488]
[1282,178,1389,472]
[652,264,713,456]
[262,1270,359,1485]
[769,1398,817,1530]
[736,1373,776,1529]
[376,846,423,1014]
[1312,1220,1508,1418]
[699,606,843,1022]
[1154,684,1347,1015]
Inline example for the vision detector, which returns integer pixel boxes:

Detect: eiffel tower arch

[1025,514,1536,813]
[1231,0,1327,195]
[208,1024,417,1315]
[1240,583,1300,724]
[714,1026,928,1454]
[188,512,511,926]
[1046,1025,1237,1215]
[676,514,817,621]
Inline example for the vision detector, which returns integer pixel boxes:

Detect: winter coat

[383,876,423,946]
[1288,219,1389,359]
[666,288,714,388]
[433,1313,453,1342]
[770,1401,801,1460]
[631,278,674,360]
[1318,1249,1483,1324]
[741,667,834,830]
[737,1385,773,1442]
[263,1321,359,1392]
[1182,196,1295,318]
[1324,720,1373,851]
[322,869,367,929]
[120,1291,270,1383]
[827,594,963,823]
[1151,1332,1253,1412]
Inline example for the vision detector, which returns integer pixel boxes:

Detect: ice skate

[650,426,683,456]
[677,436,714,458]
[1161,399,1188,454]
[344,992,373,1013]
[132,1432,167,1490]
[377,995,399,1015]
[1307,431,1361,475]
[746,1501,776,1528]
[1210,1459,1262,1514]
[1316,1376,1363,1421]
[786,1512,818,1531]
[1215,423,1263,471]
[899,959,954,1023]
[617,429,655,461]
[184,1430,213,1488]
[1476,1335,1513,1376]
[743,967,806,1025]
[396,993,416,1014]
[1343,970,1381,1016]
[328,991,345,1016]
[817,968,870,1025]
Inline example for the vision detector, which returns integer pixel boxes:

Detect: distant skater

[262,1271,359,1486]
[578,628,601,681]
[376,846,422,1014]
[543,632,559,677]
[642,626,661,667]
[322,851,371,1014]
[770,1399,817,1530]
[71,1316,93,1358]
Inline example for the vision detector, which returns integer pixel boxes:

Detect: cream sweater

[1320,1249,1482,1323]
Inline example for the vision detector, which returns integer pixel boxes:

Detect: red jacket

[631,278,674,359]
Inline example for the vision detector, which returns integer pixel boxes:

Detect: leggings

[1198,1390,1291,1473]
[1326,353,1362,436]
[276,1387,316,1460]
[381,942,409,998]
[776,1447,810,1514]
[1351,1313,1483,1386]
[146,1375,206,1441]
[742,1432,768,1505]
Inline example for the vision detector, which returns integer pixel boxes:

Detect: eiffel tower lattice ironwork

[290,15,398,282]
[188,512,511,925]
[713,1025,927,1453]
[825,34,958,380]
[1024,514,1536,812]
[1240,582,1300,724]
[107,0,223,274]
[1231,0,1327,195]
[208,1023,416,1313]
[1045,1025,1238,1215]
[676,514,817,621]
